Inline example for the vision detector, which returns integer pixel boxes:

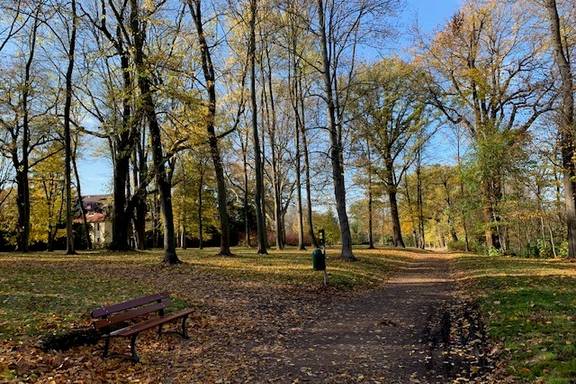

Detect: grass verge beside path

[455,255,576,383]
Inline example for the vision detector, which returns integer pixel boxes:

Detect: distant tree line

[0,0,574,261]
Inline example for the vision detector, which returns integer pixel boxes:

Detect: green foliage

[447,239,467,251]
[525,243,540,258]
[558,241,569,258]
[515,240,563,259]
[464,241,483,254]
[172,151,219,242]
[486,246,504,257]
[536,239,555,259]
[29,144,66,245]
[0,190,17,246]
[348,199,383,245]
[313,209,340,245]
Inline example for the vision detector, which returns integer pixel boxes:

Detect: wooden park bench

[91,292,193,363]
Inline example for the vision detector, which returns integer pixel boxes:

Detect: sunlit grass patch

[0,259,156,339]
[455,255,576,383]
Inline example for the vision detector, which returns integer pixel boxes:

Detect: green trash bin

[312,248,326,271]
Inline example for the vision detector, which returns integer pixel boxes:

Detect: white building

[80,195,112,247]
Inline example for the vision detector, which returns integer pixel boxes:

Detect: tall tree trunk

[262,70,283,250]
[416,151,425,249]
[317,0,355,260]
[447,215,459,243]
[249,0,267,254]
[561,158,576,258]
[298,74,318,248]
[260,119,269,250]
[554,162,564,224]
[404,175,419,248]
[268,98,283,249]
[548,223,557,258]
[442,179,459,243]
[180,161,187,250]
[381,205,388,246]
[435,217,446,248]
[387,187,405,248]
[44,178,56,252]
[546,0,576,259]
[47,227,54,252]
[111,148,133,249]
[133,195,147,250]
[111,156,130,250]
[241,137,250,247]
[384,152,405,248]
[288,29,306,250]
[482,178,502,250]
[188,0,231,256]
[109,47,134,251]
[152,191,161,248]
[367,140,375,249]
[129,0,179,265]
[72,139,91,250]
[263,30,289,250]
[198,167,204,249]
[15,168,30,252]
[132,137,147,250]
[455,127,470,251]
[14,14,39,252]
[294,104,305,250]
[63,0,77,255]
[180,222,186,249]
[48,185,65,252]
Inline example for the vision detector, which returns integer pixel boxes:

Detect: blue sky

[402,0,462,35]
[77,137,112,196]
[78,0,462,196]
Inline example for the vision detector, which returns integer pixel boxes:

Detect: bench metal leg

[103,336,110,358]
[181,315,189,339]
[158,324,163,337]
[130,335,140,363]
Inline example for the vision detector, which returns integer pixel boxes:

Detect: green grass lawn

[0,246,400,341]
[455,255,576,383]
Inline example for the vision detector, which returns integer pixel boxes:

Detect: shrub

[487,246,503,257]
[468,241,484,254]
[447,240,467,251]
[536,239,554,258]
[558,241,569,258]
[524,243,539,258]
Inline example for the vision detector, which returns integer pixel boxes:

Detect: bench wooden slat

[92,299,170,330]
[92,292,193,362]
[91,292,169,318]
[109,309,194,337]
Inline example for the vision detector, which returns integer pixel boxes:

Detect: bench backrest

[91,292,170,330]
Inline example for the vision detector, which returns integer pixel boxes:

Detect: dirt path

[255,252,460,383]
